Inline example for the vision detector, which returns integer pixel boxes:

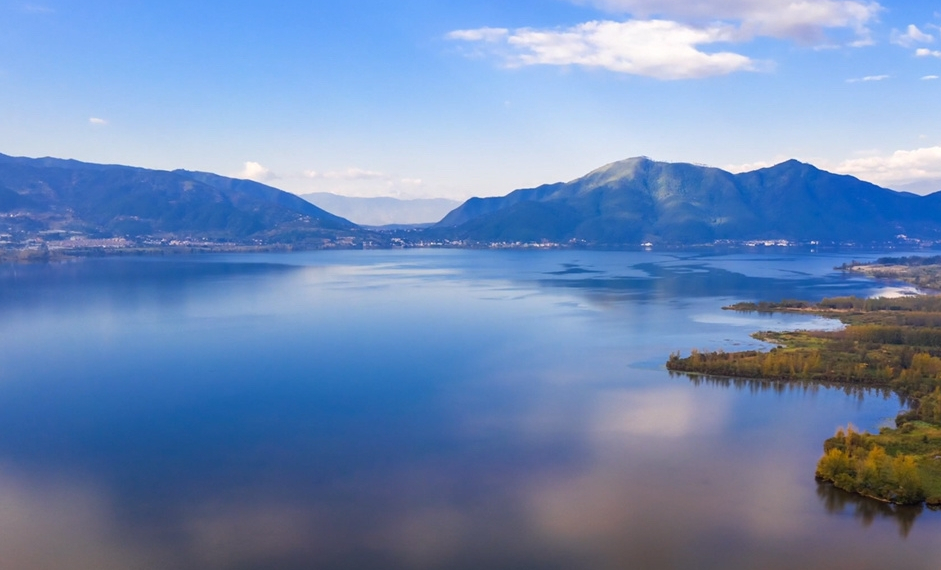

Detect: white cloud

[923,75,940,80]
[88,117,108,126]
[570,0,881,44]
[446,28,508,42]
[450,0,880,79]
[846,74,889,82]
[834,146,941,191]
[892,24,935,47]
[450,19,759,80]
[916,48,941,58]
[238,161,278,182]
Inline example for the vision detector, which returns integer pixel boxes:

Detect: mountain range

[433,157,941,245]
[0,153,358,245]
[3,152,941,249]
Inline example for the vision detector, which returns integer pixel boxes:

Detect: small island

[667,261,941,506]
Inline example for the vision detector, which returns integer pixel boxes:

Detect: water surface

[0,249,938,569]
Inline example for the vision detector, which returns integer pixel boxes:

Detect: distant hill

[433,157,941,245]
[894,179,941,195]
[0,153,361,245]
[300,192,460,226]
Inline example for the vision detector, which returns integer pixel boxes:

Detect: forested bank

[668,294,941,506]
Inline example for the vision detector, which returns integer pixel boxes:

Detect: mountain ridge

[3,152,940,252]
[432,157,940,245]
[0,152,361,246]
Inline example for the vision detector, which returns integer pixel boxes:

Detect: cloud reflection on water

[1,251,940,569]
[592,387,729,439]
[0,466,164,570]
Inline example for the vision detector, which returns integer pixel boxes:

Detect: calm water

[0,249,939,569]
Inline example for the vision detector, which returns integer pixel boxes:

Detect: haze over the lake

[1,0,940,199]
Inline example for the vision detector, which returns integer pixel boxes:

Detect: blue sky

[1,0,939,199]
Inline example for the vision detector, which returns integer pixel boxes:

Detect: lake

[0,249,939,569]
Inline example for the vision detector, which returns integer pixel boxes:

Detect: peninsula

[667,259,941,506]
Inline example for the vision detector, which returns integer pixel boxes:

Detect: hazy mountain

[894,179,941,195]
[300,192,460,226]
[433,157,941,245]
[0,153,359,244]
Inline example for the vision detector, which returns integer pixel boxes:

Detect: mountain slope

[433,157,940,244]
[178,171,353,229]
[0,153,358,243]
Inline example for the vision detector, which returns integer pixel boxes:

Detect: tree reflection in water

[817,482,924,538]
[675,372,928,536]
[672,371,898,402]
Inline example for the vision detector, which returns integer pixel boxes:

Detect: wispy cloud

[846,74,889,83]
[892,24,935,47]
[448,28,509,43]
[915,48,941,58]
[923,75,940,80]
[88,117,108,126]
[304,168,390,181]
[569,0,881,45]
[449,20,760,80]
[325,168,387,181]
[299,167,428,198]
[237,161,278,182]
[305,167,423,186]
[21,4,55,14]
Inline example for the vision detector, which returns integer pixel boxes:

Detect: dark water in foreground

[0,249,938,569]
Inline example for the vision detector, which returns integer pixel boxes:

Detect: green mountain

[0,153,359,244]
[433,157,941,245]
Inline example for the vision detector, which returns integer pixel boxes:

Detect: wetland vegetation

[668,287,941,506]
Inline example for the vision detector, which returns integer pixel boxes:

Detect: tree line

[667,294,941,505]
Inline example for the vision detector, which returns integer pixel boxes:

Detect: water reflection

[2,251,940,569]
[0,257,301,317]
[817,482,923,538]
[676,372,925,535]
[538,260,867,302]
[0,465,165,569]
[672,371,898,402]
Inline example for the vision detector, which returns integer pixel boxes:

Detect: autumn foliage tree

[816,425,926,505]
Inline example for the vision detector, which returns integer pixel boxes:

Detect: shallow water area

[0,249,938,569]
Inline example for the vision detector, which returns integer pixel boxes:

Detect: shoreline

[668,287,941,506]
[2,241,937,265]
